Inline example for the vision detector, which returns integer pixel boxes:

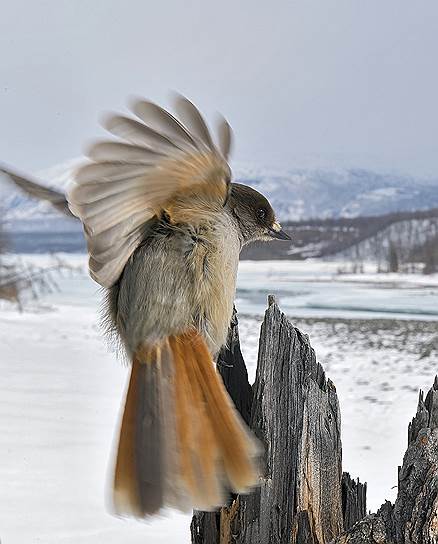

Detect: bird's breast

[188,213,241,354]
[113,212,241,356]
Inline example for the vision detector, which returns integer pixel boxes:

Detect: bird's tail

[111,329,260,518]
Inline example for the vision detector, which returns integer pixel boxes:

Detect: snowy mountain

[1,159,438,232]
[236,165,438,221]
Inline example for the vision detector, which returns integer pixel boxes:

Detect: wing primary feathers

[86,141,165,163]
[0,164,75,218]
[75,162,154,184]
[173,95,216,152]
[130,99,200,152]
[69,178,150,205]
[102,115,184,154]
[216,116,233,160]
[68,94,233,287]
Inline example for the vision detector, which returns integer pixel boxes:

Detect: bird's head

[227,183,291,245]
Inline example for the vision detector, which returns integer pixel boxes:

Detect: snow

[1,256,437,542]
[0,275,190,544]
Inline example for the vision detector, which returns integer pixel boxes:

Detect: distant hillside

[242,207,438,272]
[237,166,438,220]
[2,160,438,231]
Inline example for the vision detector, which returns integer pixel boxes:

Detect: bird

[0,95,291,517]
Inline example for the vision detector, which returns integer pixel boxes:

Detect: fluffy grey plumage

[106,182,287,357]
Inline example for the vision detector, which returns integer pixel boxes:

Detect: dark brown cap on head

[228,183,291,242]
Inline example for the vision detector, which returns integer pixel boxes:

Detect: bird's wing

[67,95,233,288]
[0,165,74,218]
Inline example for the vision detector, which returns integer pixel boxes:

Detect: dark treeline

[242,207,438,273]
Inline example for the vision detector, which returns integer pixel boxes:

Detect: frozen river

[15,255,438,321]
[237,260,438,320]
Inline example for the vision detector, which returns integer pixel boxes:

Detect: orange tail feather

[112,330,260,518]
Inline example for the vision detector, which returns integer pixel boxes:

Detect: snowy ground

[0,257,437,543]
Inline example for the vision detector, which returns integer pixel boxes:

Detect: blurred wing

[216,115,233,160]
[67,95,233,288]
[0,164,74,218]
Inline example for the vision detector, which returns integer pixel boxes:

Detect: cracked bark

[190,301,438,544]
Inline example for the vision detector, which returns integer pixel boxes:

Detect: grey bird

[1,95,291,517]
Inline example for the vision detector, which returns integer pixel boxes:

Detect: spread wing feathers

[131,99,199,152]
[173,95,216,152]
[217,115,233,160]
[0,164,74,218]
[67,95,234,288]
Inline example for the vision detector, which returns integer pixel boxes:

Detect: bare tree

[0,215,20,304]
[423,243,437,274]
[0,216,78,308]
[388,242,399,273]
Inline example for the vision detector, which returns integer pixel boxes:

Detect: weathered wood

[395,378,438,543]
[332,377,438,544]
[191,300,437,544]
[234,300,344,544]
[191,309,252,543]
[216,309,253,426]
[191,299,349,543]
[191,511,220,544]
[342,473,368,531]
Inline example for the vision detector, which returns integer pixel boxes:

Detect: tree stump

[332,377,438,544]
[341,473,367,532]
[191,299,438,544]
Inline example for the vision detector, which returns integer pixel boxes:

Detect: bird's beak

[269,221,291,240]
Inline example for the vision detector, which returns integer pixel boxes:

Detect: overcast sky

[1,1,438,176]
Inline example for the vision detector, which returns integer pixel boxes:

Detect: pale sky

[1,0,438,176]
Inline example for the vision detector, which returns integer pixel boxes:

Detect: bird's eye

[257,208,267,221]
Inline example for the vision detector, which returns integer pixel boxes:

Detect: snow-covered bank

[238,259,438,287]
[0,257,437,542]
[0,277,190,544]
